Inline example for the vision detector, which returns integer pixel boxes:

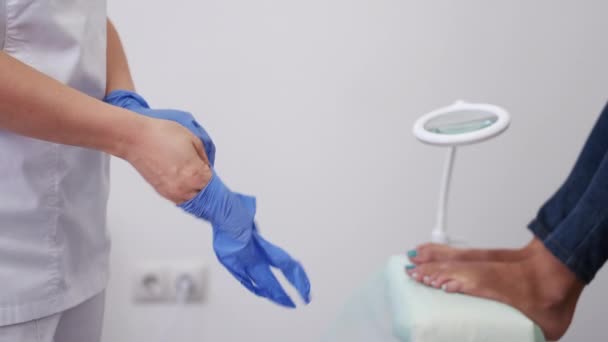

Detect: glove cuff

[179,172,223,221]
[103,89,151,109]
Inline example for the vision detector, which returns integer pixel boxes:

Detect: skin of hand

[0,19,210,205]
[126,118,212,204]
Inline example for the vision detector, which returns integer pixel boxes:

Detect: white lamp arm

[432,146,456,243]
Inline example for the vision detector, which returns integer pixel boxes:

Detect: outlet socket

[133,266,171,302]
[133,262,209,304]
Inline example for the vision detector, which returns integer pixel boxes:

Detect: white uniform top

[0,0,110,325]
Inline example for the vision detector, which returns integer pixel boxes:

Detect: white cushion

[324,255,546,342]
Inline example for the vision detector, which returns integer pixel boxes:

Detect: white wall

[104,1,608,341]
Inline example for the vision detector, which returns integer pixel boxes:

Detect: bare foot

[405,244,584,340]
[408,238,543,264]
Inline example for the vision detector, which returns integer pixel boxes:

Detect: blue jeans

[529,102,608,284]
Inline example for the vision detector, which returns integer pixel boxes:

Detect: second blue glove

[180,174,311,308]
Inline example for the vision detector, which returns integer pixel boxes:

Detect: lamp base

[431,230,450,244]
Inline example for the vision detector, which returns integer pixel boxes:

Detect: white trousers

[0,291,105,342]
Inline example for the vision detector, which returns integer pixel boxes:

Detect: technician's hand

[180,174,311,308]
[127,118,212,204]
[104,90,216,166]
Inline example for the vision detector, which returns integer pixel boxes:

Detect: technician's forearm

[0,51,143,158]
[106,19,135,94]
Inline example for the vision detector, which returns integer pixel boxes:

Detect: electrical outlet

[133,265,171,302]
[169,263,209,303]
[133,262,209,304]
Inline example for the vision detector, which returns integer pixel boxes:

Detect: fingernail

[412,272,419,279]
[431,281,437,287]
[441,284,447,291]
[405,265,416,271]
[423,276,431,283]
[407,250,418,258]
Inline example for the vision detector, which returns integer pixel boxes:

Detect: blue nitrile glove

[104,90,216,165]
[180,174,311,308]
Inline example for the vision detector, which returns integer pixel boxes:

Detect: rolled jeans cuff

[527,218,553,240]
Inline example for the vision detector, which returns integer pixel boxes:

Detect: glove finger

[221,261,260,297]
[192,139,212,168]
[247,264,295,308]
[188,119,216,166]
[254,233,311,304]
[204,142,216,167]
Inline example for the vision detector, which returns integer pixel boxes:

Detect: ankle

[523,249,584,306]
[521,238,543,255]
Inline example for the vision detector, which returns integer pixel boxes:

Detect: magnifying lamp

[413,100,510,244]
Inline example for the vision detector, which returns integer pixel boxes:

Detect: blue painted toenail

[405,265,416,271]
[407,250,418,258]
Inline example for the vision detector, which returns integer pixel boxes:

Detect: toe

[408,250,427,264]
[408,263,441,284]
[410,244,437,264]
[441,280,462,293]
[431,273,451,289]
[426,271,443,287]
